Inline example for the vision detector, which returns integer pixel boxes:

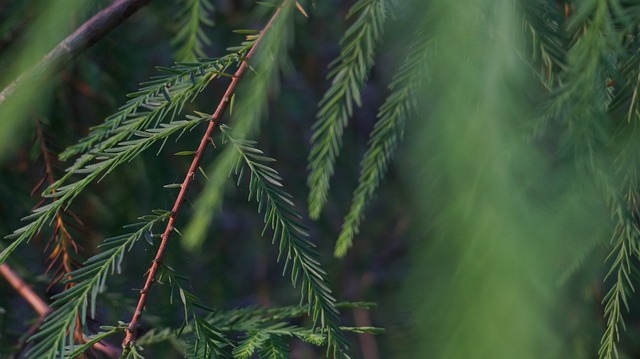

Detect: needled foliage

[1,1,376,358]
[334,36,429,258]
[404,2,562,358]
[6,0,640,359]
[307,0,386,220]
[220,124,349,357]
[404,1,640,359]
[172,0,215,62]
[183,0,294,251]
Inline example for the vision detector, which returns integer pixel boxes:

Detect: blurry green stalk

[0,0,89,161]
[403,1,604,358]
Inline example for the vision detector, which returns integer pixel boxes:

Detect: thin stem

[0,262,50,358]
[0,263,50,317]
[0,262,121,357]
[35,121,80,287]
[0,0,153,105]
[121,3,286,350]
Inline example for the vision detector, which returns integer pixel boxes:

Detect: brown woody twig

[0,262,121,357]
[0,121,117,356]
[121,3,287,351]
[0,0,153,106]
[0,263,50,317]
[34,121,82,288]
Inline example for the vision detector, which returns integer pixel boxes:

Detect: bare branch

[0,0,153,106]
[0,263,50,317]
[0,262,121,357]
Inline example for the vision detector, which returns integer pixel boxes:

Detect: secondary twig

[0,263,50,317]
[0,262,50,358]
[0,0,153,106]
[121,3,286,351]
[0,262,121,357]
[34,121,81,288]
[33,121,89,349]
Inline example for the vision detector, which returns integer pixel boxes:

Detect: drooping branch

[34,121,81,288]
[0,0,153,106]
[120,2,287,350]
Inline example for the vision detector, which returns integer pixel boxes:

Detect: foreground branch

[0,0,153,105]
[121,3,286,351]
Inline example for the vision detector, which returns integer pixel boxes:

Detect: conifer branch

[0,113,213,267]
[549,0,614,164]
[598,124,640,359]
[173,0,215,62]
[521,1,568,87]
[221,125,351,358]
[133,302,375,353]
[0,0,153,106]
[32,120,90,349]
[0,30,253,271]
[549,2,635,358]
[600,203,640,359]
[0,261,121,358]
[307,0,386,219]
[130,301,378,356]
[121,4,287,350]
[158,266,234,358]
[26,211,170,358]
[335,37,428,258]
[59,54,243,160]
[34,121,82,289]
[183,0,296,250]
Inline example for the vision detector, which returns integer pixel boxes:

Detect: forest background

[0,0,636,358]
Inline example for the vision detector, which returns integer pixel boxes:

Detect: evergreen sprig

[26,210,170,359]
[173,0,215,62]
[521,0,568,88]
[307,0,386,219]
[221,124,351,358]
[549,0,615,164]
[120,3,295,350]
[599,124,640,359]
[134,302,377,354]
[59,49,249,161]
[0,37,257,268]
[545,2,634,358]
[600,198,640,359]
[335,37,428,257]
[158,266,234,359]
[233,324,325,359]
[62,323,127,358]
[0,112,211,266]
[183,0,295,250]
[258,336,289,359]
